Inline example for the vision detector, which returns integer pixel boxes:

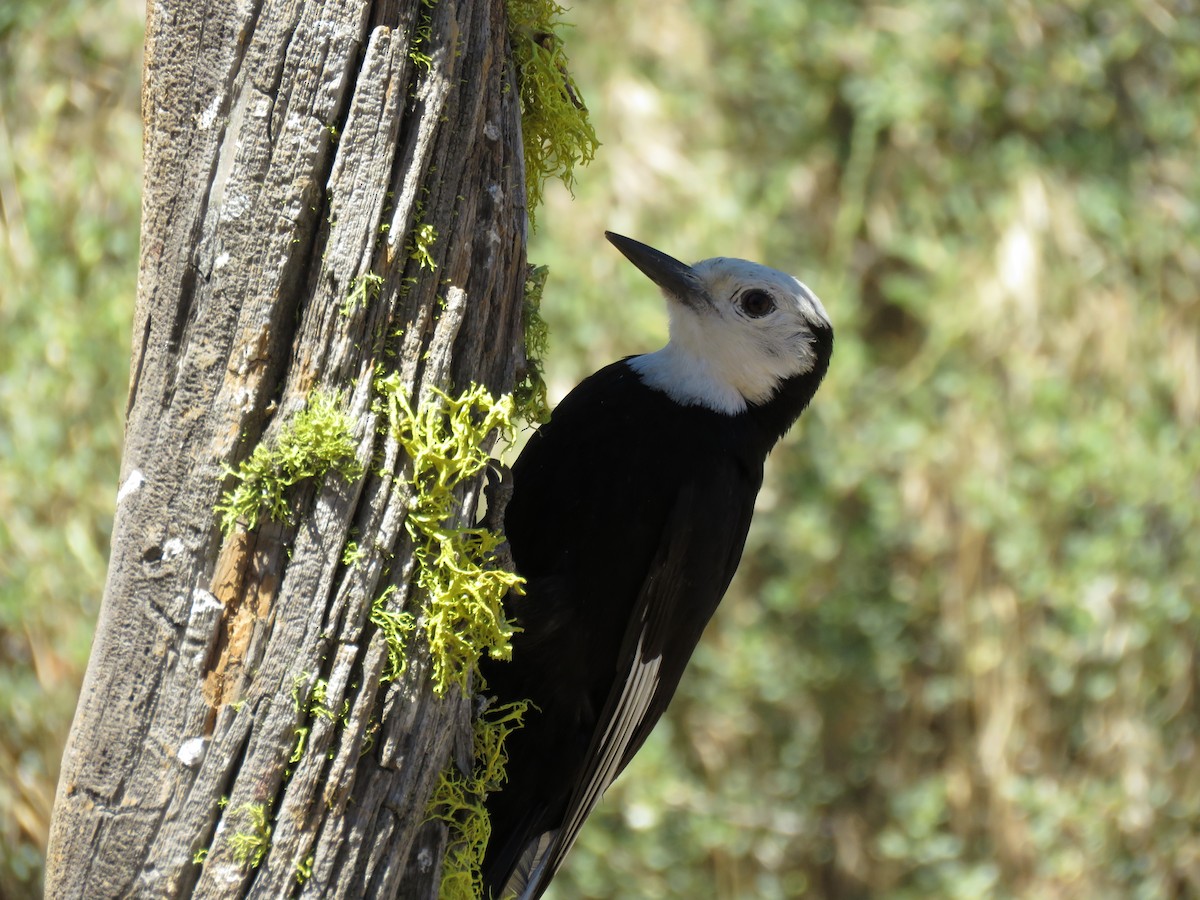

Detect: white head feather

[629,255,830,414]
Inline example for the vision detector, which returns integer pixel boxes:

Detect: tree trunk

[46,0,527,896]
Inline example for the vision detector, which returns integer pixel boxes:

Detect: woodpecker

[479,232,833,900]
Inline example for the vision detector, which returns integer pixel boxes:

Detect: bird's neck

[630,327,831,449]
[746,339,832,449]
[628,345,748,415]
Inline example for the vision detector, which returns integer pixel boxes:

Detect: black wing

[483,361,760,897]
[509,475,755,899]
[481,362,762,899]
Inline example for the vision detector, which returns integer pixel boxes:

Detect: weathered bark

[47,0,527,896]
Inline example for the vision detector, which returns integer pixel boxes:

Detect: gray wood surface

[46,1,527,896]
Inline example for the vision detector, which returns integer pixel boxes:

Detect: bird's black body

[478,234,833,899]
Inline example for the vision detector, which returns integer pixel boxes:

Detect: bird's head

[606,231,832,415]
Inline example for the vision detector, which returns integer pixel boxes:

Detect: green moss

[228,802,272,869]
[370,382,529,894]
[375,377,524,696]
[288,673,351,765]
[429,701,530,900]
[342,539,368,568]
[341,272,384,317]
[295,854,314,885]
[506,0,599,224]
[409,9,435,73]
[215,389,363,534]
[301,676,347,723]
[513,264,552,424]
[407,222,439,271]
[290,726,309,764]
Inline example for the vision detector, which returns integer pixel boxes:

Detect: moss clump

[228,802,272,869]
[215,389,362,534]
[291,673,348,724]
[289,726,309,765]
[408,222,439,271]
[506,0,599,223]
[376,377,524,696]
[295,854,314,885]
[430,701,530,900]
[409,8,435,73]
[342,539,368,568]
[514,264,551,425]
[289,673,349,764]
[341,272,384,317]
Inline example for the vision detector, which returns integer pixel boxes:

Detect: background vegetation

[1,0,1196,897]
[1,0,142,893]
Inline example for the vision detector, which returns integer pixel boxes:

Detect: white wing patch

[503,634,664,899]
[558,635,663,869]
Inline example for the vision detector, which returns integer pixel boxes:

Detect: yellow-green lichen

[429,701,529,900]
[215,389,363,534]
[371,584,418,684]
[375,376,524,696]
[506,0,599,223]
[228,802,272,869]
[416,526,522,696]
[513,264,551,424]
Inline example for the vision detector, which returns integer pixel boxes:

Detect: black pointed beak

[605,231,709,309]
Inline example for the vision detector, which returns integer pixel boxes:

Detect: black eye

[740,289,775,318]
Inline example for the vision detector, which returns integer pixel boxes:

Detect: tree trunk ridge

[47,1,527,897]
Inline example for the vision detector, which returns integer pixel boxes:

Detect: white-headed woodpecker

[479,232,833,899]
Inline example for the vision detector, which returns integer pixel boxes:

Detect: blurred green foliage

[531,2,1200,898]
[2,0,1198,898]
[0,0,142,894]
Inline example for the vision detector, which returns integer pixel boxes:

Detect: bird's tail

[508,830,558,900]
[482,827,558,900]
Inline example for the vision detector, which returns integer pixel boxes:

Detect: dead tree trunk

[47,0,527,896]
